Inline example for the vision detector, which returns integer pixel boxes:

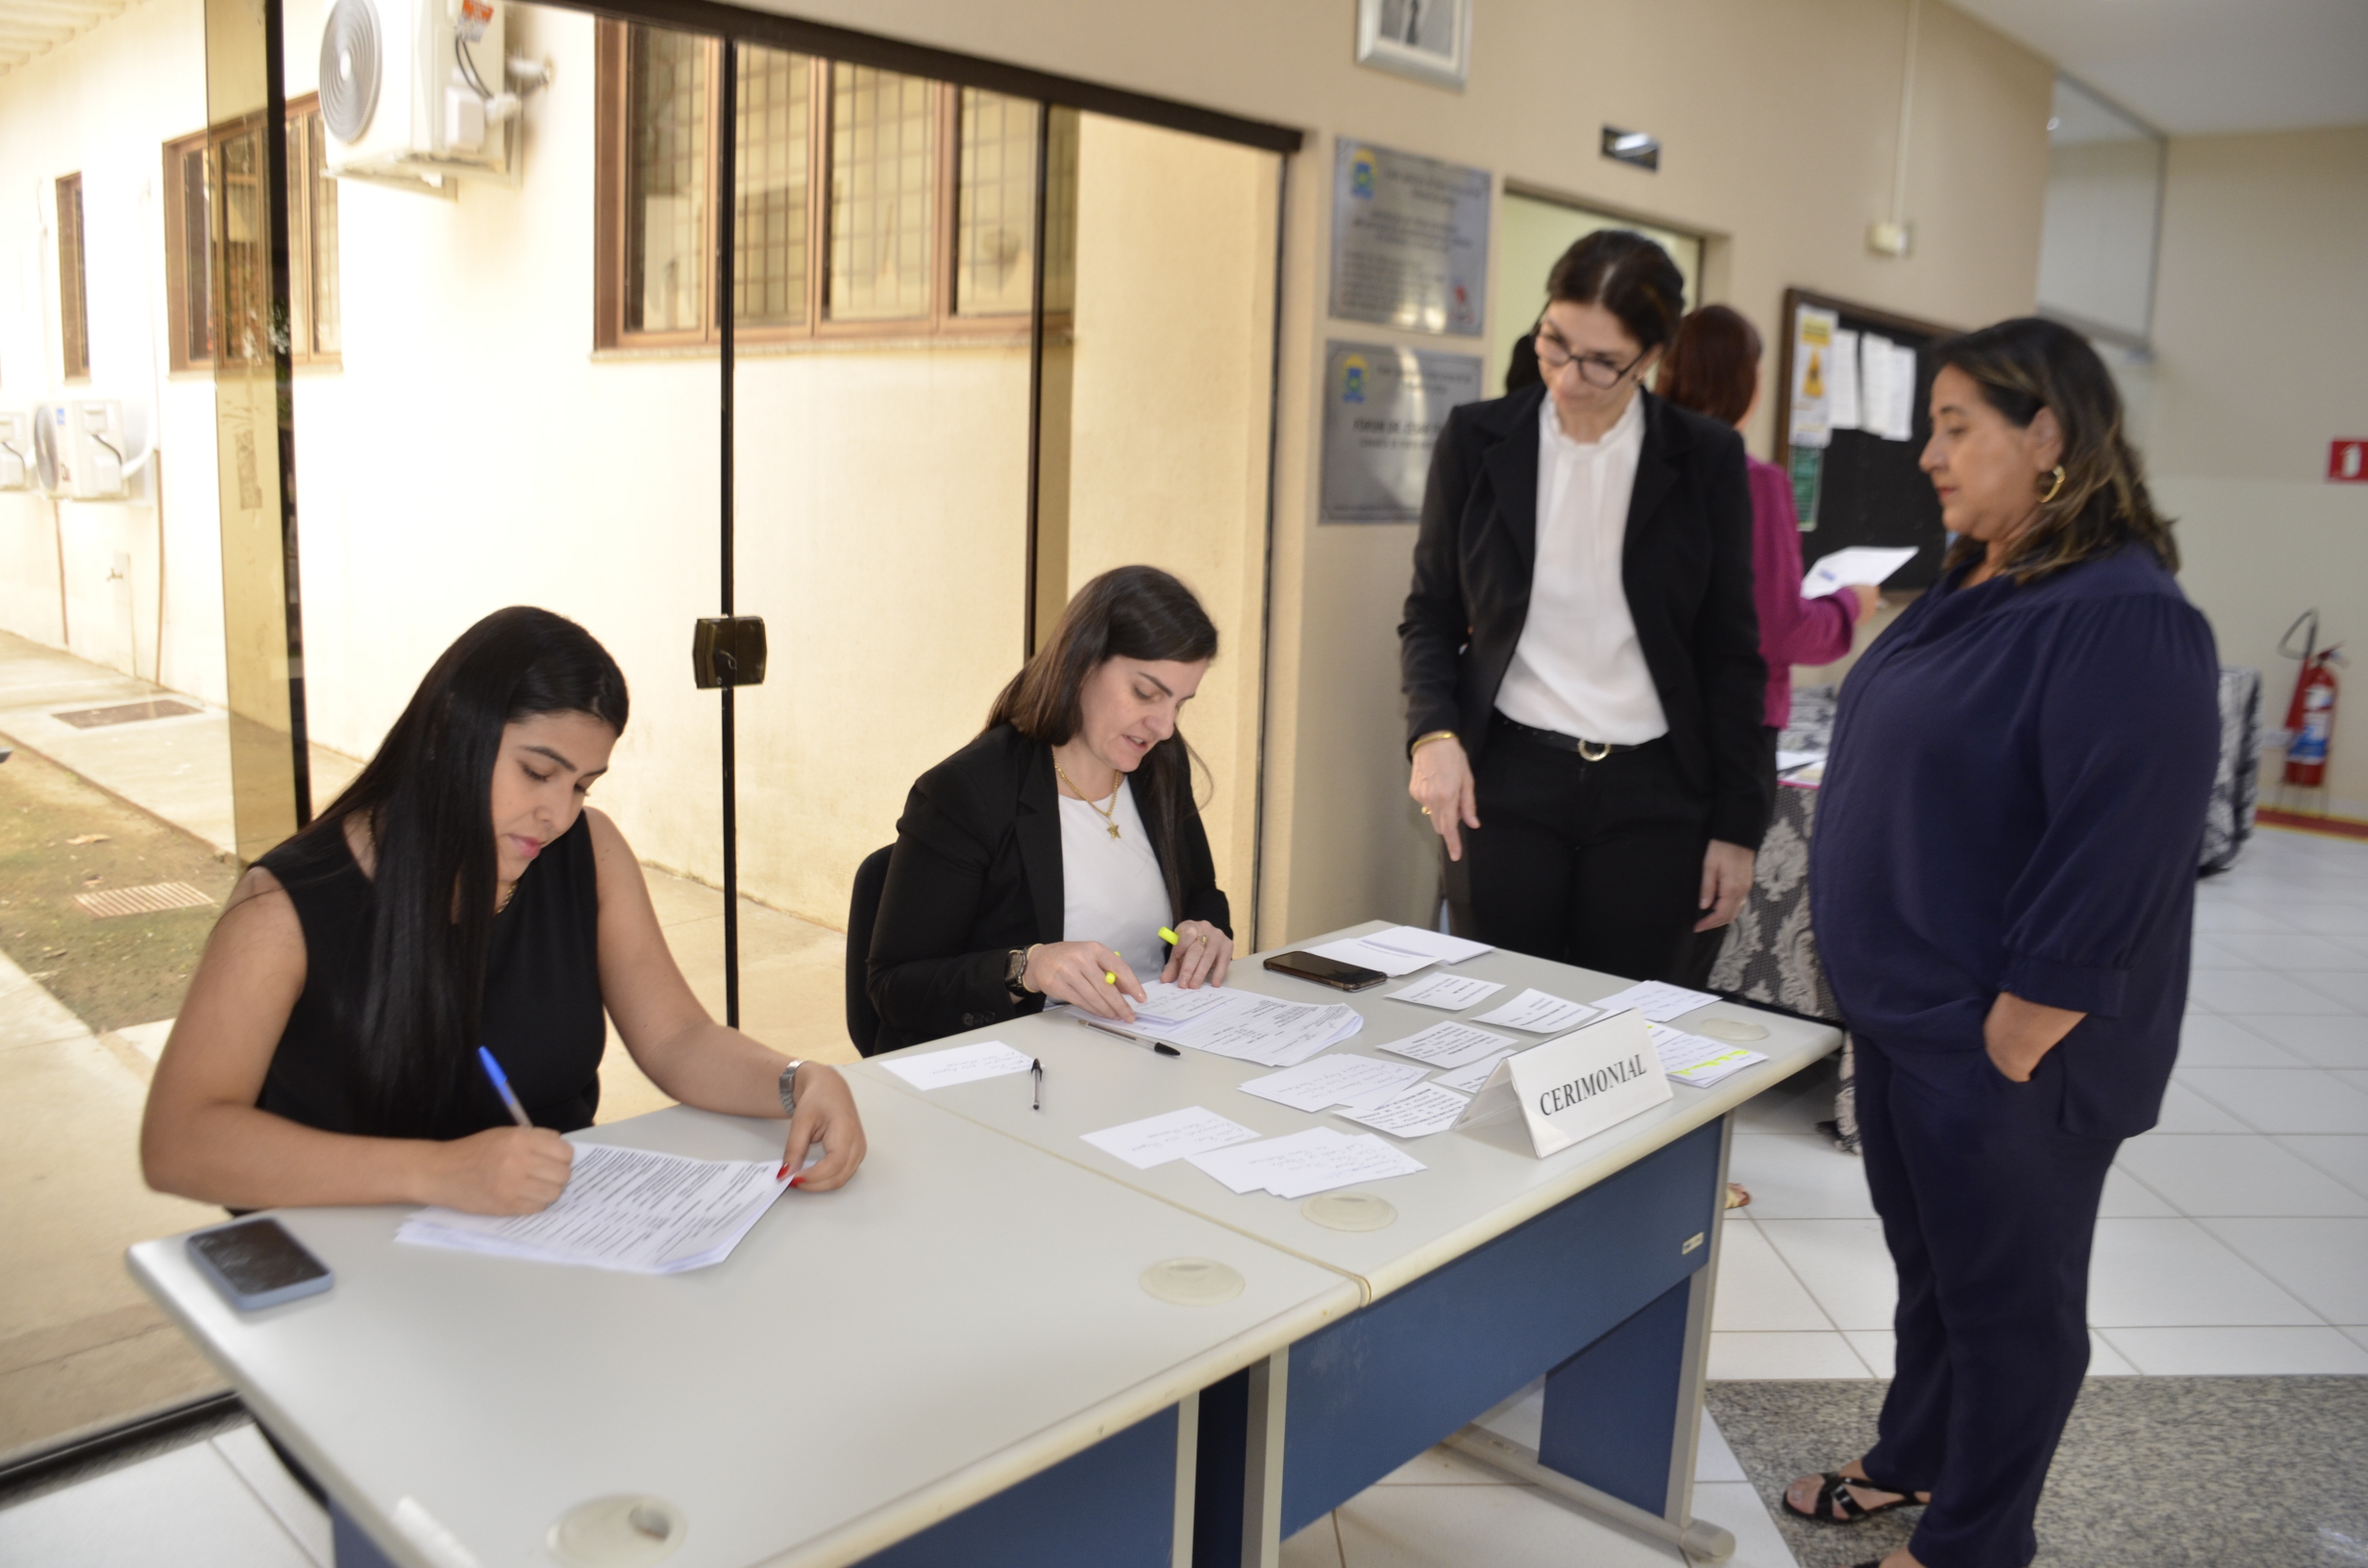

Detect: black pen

[1073,1016,1183,1057]
[1031,1058,1044,1111]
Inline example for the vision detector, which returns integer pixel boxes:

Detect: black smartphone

[187,1218,334,1311]
[1264,950,1388,992]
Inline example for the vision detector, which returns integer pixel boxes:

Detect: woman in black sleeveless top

[140,608,866,1213]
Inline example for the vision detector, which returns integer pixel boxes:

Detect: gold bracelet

[1411,730,1459,755]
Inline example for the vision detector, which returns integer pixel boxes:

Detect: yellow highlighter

[1159,926,1180,945]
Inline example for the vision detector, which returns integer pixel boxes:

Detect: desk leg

[1239,1350,1287,1568]
[1443,1114,1738,1563]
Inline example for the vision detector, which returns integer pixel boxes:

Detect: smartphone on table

[1263,950,1388,992]
[187,1217,334,1311]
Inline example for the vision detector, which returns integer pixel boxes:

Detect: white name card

[1452,1009,1672,1157]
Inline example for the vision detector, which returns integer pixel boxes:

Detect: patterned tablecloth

[1708,670,2260,1151]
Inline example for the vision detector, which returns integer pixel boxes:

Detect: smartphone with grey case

[187,1217,333,1311]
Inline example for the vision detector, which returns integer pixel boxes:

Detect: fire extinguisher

[2279,610,2345,788]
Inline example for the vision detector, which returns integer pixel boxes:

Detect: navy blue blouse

[1811,546,2220,1139]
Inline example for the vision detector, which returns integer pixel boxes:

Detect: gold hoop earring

[2040,465,2066,503]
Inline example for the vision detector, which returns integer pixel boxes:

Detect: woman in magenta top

[1659,306,1877,729]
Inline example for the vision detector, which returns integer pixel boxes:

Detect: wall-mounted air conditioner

[0,412,32,492]
[34,400,132,501]
[319,0,524,192]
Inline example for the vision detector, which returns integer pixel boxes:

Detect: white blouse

[1492,391,1670,745]
[1059,778,1171,982]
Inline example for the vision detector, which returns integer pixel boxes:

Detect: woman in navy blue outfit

[1788,319,2219,1568]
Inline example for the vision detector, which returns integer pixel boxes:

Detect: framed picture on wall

[1355,0,1470,91]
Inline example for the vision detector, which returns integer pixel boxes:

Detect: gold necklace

[1055,759,1124,840]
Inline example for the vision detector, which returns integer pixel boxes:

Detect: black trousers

[1855,1036,2120,1568]
[1446,726,1708,981]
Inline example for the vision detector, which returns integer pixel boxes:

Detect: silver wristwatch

[777,1059,805,1117]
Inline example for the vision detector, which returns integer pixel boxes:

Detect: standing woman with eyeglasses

[1400,231,1767,979]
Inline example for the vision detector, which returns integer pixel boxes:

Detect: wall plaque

[1320,341,1484,524]
[1329,139,1490,337]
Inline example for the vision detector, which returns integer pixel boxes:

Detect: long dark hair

[1935,317,2177,584]
[291,606,629,1136]
[987,567,1218,920]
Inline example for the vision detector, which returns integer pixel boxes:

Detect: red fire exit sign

[2333,440,2368,482]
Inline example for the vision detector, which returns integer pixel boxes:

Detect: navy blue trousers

[1854,1036,2120,1568]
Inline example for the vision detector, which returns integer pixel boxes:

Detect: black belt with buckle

[1493,712,1643,762]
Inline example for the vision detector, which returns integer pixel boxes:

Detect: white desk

[130,1075,1361,1568]
[852,922,1842,1565]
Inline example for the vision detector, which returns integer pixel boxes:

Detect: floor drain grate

[75,882,215,919]
[52,699,202,729]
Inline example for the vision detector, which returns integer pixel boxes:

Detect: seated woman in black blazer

[866,566,1235,1051]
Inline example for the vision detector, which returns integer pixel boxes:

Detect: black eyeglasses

[1534,327,1649,389]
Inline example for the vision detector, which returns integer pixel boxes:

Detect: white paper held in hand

[1079,1106,1259,1169]
[1375,1019,1518,1068]
[398,1143,792,1274]
[1386,971,1505,1011]
[878,1040,1036,1090]
[1471,988,1601,1034]
[1801,545,1916,600]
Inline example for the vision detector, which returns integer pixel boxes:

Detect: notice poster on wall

[1329,139,1491,337]
[1321,342,1485,523]
[1788,304,1839,449]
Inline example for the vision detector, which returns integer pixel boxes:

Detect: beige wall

[736,0,2055,941]
[2136,124,2368,818]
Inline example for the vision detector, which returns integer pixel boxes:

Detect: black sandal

[1782,1471,1927,1525]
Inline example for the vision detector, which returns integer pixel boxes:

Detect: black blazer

[865,723,1232,1052]
[1398,385,1771,848]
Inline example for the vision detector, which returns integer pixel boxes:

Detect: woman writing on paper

[142,608,867,1216]
[1786,320,2217,1568]
[1400,231,1769,981]
[866,566,1234,1053]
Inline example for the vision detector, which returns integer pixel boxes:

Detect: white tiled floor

[1712,822,2368,1383]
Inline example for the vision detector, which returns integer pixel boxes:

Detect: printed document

[1306,926,1493,978]
[1238,1055,1428,1114]
[1588,980,1719,1023]
[877,1040,1035,1090]
[1187,1128,1426,1199]
[397,1143,790,1275]
[1801,546,1916,600]
[1118,992,1363,1067]
[1375,1019,1519,1068]
[1432,1049,1516,1093]
[1335,1082,1470,1139]
[1472,988,1603,1034]
[1080,1106,1260,1169]
[1128,981,1238,1026]
[1387,972,1505,1011]
[1649,1023,1768,1088]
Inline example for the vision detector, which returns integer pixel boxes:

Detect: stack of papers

[1114,987,1363,1067]
[1588,981,1719,1022]
[1334,1082,1469,1138]
[1375,1020,1517,1068]
[1303,926,1492,978]
[1187,1128,1426,1198]
[1473,988,1602,1033]
[1238,1055,1428,1114]
[1387,972,1504,1011]
[878,1040,1034,1090]
[1648,1023,1770,1088]
[1079,1106,1260,1168]
[397,1144,791,1275]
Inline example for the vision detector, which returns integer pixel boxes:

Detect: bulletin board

[1771,288,1961,591]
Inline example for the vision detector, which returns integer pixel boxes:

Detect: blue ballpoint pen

[477,1046,532,1128]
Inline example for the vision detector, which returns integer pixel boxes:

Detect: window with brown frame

[161,95,341,373]
[57,174,91,380]
[594,20,1075,350]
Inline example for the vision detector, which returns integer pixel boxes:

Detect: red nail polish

[777,1163,791,1180]
[788,1174,805,1188]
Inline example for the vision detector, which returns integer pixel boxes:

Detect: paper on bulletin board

[1788,305,1838,449]
[1827,329,1862,430]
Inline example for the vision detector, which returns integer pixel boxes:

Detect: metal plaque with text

[1320,341,1485,524]
[1329,139,1490,337]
